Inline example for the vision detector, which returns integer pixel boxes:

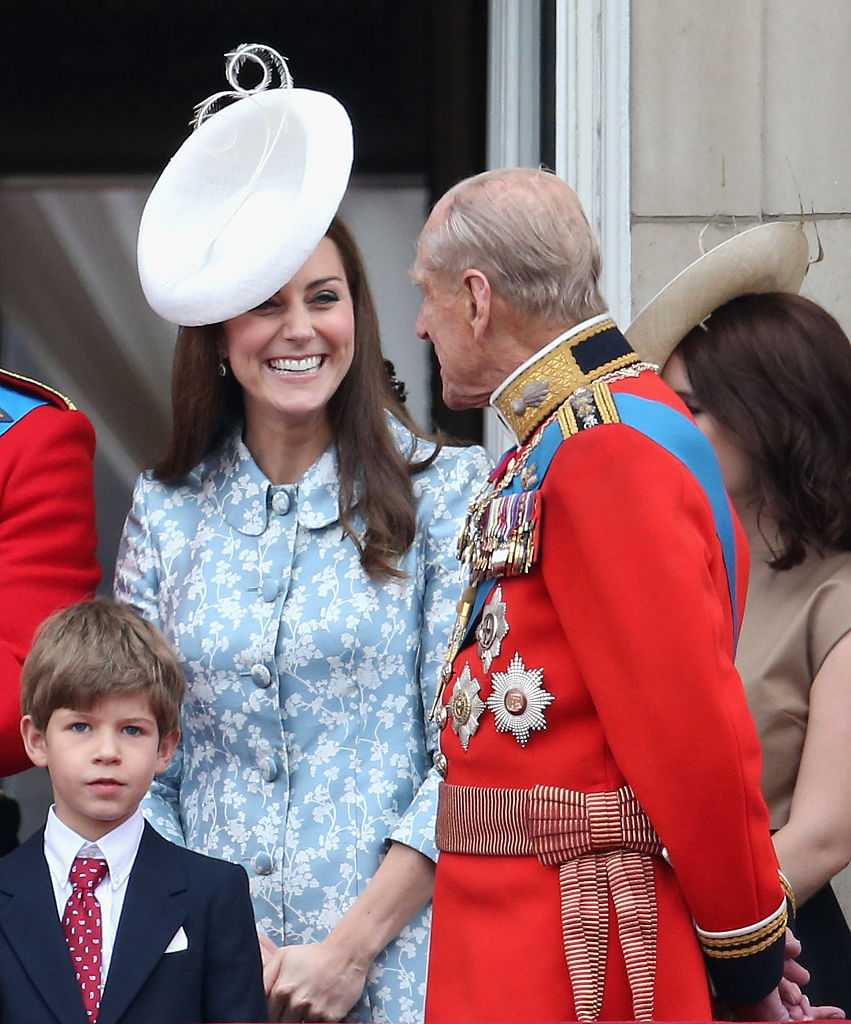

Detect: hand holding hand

[731,987,793,1021]
[258,933,368,1023]
[779,928,845,1020]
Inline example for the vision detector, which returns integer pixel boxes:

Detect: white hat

[137,44,353,327]
[626,222,810,367]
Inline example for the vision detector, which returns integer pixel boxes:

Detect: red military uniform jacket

[425,317,789,1023]
[0,369,100,775]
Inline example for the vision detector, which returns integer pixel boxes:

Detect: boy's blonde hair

[21,597,184,736]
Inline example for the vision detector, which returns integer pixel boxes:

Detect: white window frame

[484,0,631,457]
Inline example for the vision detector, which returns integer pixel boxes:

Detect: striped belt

[436,783,663,1021]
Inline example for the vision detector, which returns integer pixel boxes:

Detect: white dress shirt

[44,807,144,987]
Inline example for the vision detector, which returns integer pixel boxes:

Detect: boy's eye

[70,722,90,733]
[123,725,142,736]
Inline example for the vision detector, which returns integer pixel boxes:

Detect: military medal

[430,583,478,718]
[448,664,486,750]
[486,653,554,746]
[477,585,509,671]
[429,432,545,720]
[476,490,541,580]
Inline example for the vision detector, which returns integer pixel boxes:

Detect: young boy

[0,597,269,1024]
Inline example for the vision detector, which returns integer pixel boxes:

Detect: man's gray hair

[420,168,607,325]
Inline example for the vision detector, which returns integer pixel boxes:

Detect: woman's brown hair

[153,217,440,581]
[678,291,851,569]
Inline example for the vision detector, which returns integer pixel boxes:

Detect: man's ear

[463,270,492,340]
[20,715,49,769]
[155,728,181,774]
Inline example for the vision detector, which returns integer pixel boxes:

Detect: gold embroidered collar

[490,314,643,443]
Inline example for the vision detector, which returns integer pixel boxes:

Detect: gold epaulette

[556,380,621,438]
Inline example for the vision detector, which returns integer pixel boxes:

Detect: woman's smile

[223,237,355,433]
[267,355,324,375]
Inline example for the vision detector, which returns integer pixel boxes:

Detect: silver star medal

[476,585,509,672]
[486,653,554,746]
[449,664,486,750]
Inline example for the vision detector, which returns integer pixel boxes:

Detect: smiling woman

[221,236,356,485]
[114,45,490,1024]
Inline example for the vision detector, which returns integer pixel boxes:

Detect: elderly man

[412,168,793,1022]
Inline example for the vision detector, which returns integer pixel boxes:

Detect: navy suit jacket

[0,821,268,1023]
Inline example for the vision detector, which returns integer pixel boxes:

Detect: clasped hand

[258,933,368,1023]
[734,930,845,1021]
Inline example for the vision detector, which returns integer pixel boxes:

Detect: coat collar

[198,429,344,535]
[197,416,421,535]
[489,314,644,444]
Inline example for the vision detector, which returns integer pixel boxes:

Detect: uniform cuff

[697,895,787,1004]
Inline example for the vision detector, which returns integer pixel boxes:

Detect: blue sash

[0,385,47,439]
[613,393,739,645]
[464,394,740,649]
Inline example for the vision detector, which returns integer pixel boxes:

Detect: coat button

[251,852,273,875]
[261,578,281,602]
[259,756,280,782]
[270,489,291,515]
[250,663,272,688]
[434,752,448,778]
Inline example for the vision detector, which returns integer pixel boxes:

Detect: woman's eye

[312,290,339,306]
[252,299,279,313]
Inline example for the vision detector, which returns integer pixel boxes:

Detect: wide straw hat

[626,222,810,367]
[137,43,353,327]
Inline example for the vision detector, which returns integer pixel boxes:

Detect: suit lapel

[0,830,88,1024]
[97,823,188,1024]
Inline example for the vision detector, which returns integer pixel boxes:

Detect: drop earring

[218,360,228,377]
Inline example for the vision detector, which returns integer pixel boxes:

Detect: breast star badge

[476,585,509,672]
[486,653,554,746]
[449,663,486,750]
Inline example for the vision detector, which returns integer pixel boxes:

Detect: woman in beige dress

[654,277,851,1012]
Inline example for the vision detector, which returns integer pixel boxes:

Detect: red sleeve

[541,420,782,934]
[0,406,100,774]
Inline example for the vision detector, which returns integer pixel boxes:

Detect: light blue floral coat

[114,418,490,1023]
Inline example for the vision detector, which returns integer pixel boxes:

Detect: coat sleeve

[0,406,100,775]
[541,422,786,1004]
[202,860,269,1023]
[388,444,493,859]
[114,475,186,845]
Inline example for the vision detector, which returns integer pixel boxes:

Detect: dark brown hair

[678,291,851,569]
[21,597,185,735]
[153,217,439,581]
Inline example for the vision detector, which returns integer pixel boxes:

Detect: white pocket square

[164,926,188,953]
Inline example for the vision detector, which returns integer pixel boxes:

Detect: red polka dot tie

[62,857,109,1022]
